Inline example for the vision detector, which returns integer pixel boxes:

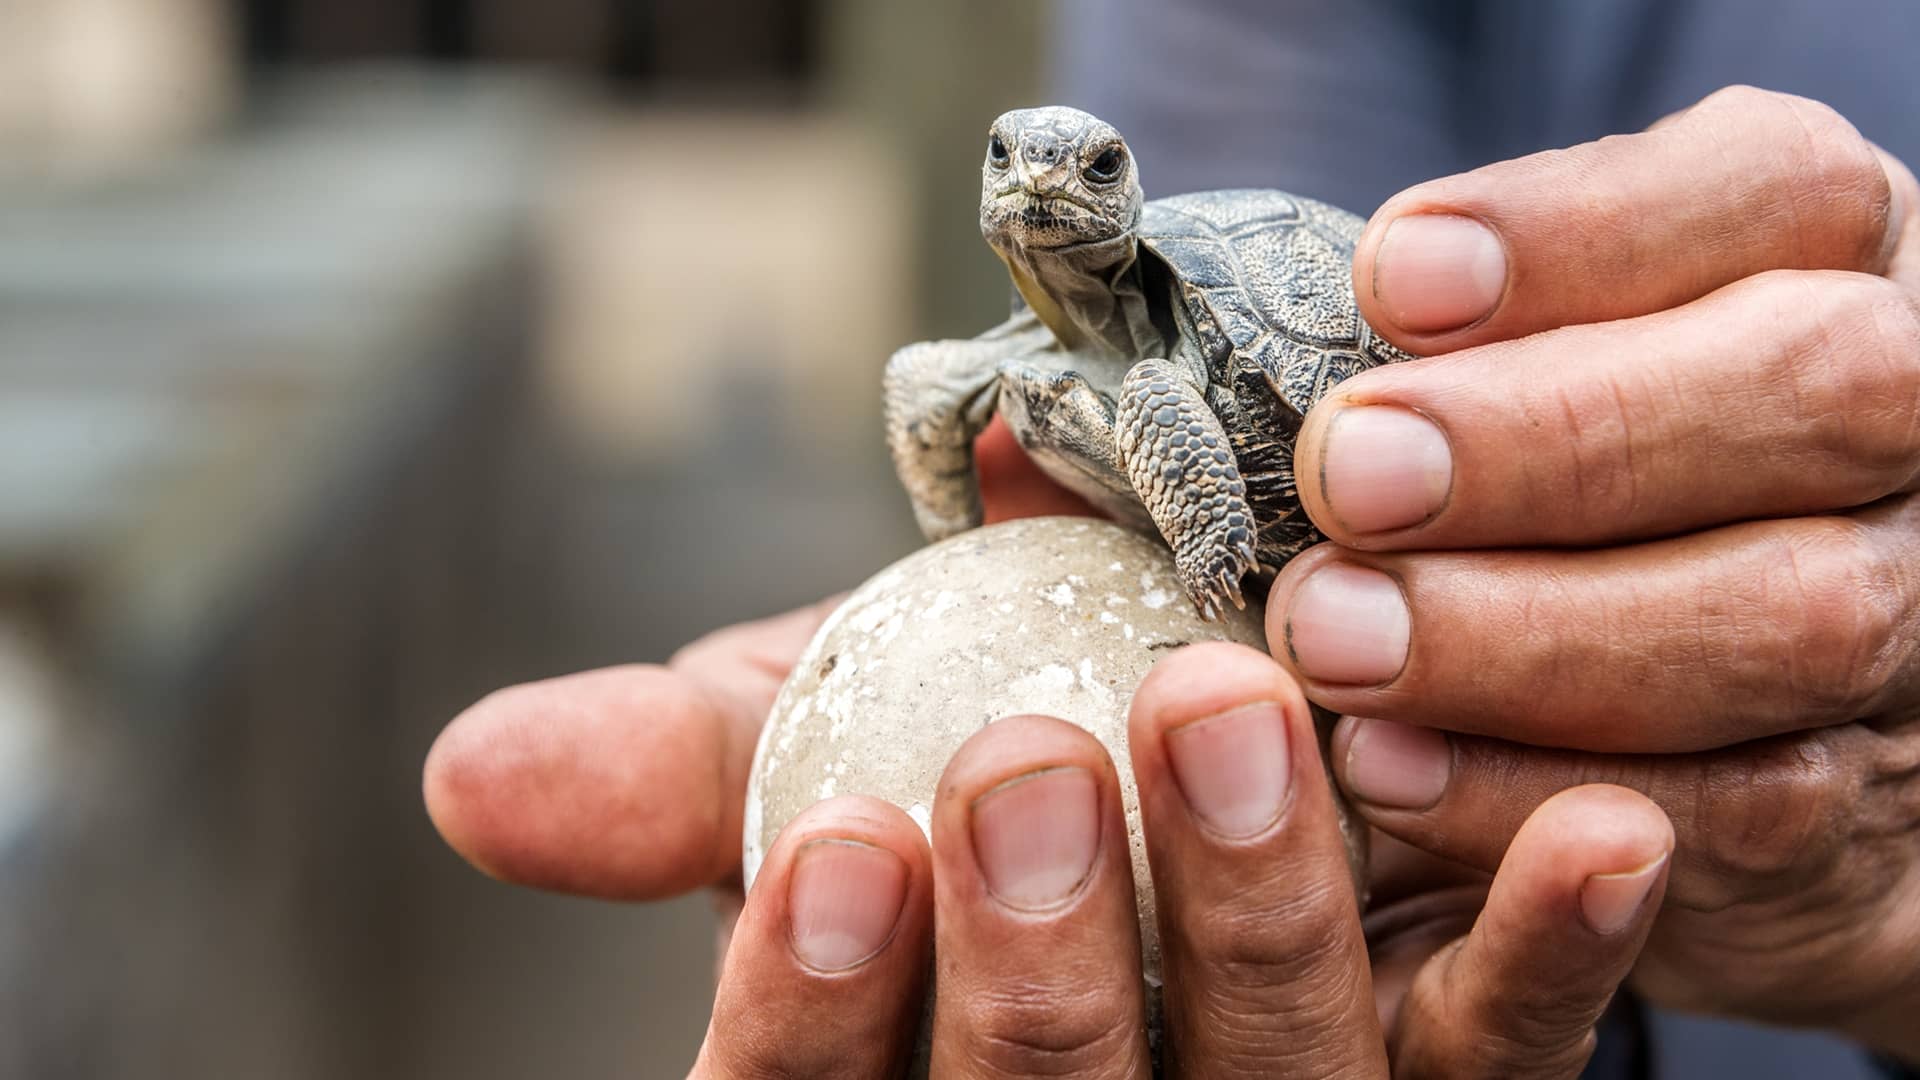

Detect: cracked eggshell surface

[744,515,1359,989]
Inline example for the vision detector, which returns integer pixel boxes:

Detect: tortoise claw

[1179,541,1256,622]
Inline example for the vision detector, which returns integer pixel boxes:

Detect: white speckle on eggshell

[923,589,962,619]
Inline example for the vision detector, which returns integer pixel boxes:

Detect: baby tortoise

[884,106,1417,619]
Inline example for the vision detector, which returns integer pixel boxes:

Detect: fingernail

[1338,716,1449,809]
[1165,704,1291,837]
[788,839,910,971]
[1319,406,1453,534]
[1373,214,1507,333]
[1284,564,1410,685]
[1580,853,1669,935]
[971,767,1101,911]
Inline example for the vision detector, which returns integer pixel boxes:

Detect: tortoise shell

[1135,189,1416,565]
[1139,189,1410,412]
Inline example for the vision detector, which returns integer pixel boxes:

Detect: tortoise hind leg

[1116,359,1259,620]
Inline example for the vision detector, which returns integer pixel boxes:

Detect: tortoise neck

[999,233,1158,360]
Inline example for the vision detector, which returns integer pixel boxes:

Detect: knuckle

[1688,733,1848,890]
[1399,951,1598,1080]
[961,977,1139,1077]
[1771,520,1907,721]
[1456,950,1610,1053]
[1538,366,1662,531]
[1167,865,1379,1049]
[1871,728,1920,837]
[1696,86,1889,265]
[670,620,758,672]
[1702,84,1856,162]
[1464,1007,1600,1078]
[1178,866,1354,991]
[1780,273,1920,488]
[1697,83,1782,114]
[698,1028,837,1080]
[1779,92,1873,169]
[1773,96,1889,263]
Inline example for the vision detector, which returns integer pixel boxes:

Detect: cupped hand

[422,422,1091,907]
[1269,85,1920,1058]
[422,575,1671,1076]
[685,644,1672,1078]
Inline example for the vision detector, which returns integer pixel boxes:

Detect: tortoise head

[980,106,1144,254]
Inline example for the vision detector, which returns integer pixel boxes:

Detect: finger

[1266,495,1920,752]
[1127,643,1387,1077]
[1391,786,1672,1080]
[1358,833,1491,1035]
[692,795,933,1080]
[1354,85,1901,351]
[928,714,1152,1079]
[976,415,1103,525]
[1330,716,1884,915]
[422,600,837,900]
[1876,143,1920,292]
[1294,269,1920,547]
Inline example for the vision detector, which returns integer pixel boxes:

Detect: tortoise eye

[1085,146,1125,182]
[987,134,1010,167]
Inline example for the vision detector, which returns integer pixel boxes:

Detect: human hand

[421,423,1093,924]
[681,643,1672,1078]
[1266,85,1920,1059]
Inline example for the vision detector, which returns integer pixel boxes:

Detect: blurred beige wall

[0,0,235,177]
[821,0,1044,339]
[537,111,910,461]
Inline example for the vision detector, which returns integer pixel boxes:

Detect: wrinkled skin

[1273,85,1920,1062]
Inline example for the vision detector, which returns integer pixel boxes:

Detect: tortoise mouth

[984,190,1126,249]
[991,187,1102,214]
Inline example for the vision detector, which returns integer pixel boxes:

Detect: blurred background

[0,1,1045,1075]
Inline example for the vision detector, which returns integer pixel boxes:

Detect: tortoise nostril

[1026,139,1062,165]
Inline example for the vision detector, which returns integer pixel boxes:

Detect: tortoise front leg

[883,337,1009,540]
[997,361,1142,513]
[1116,359,1260,620]
[885,313,1057,540]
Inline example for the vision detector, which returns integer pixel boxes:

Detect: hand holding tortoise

[422,83,1920,1071]
[1269,85,1920,1062]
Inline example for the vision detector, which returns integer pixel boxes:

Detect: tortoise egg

[743,515,1364,1009]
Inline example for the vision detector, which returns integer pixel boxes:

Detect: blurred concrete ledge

[0,65,572,1079]
[0,65,564,682]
